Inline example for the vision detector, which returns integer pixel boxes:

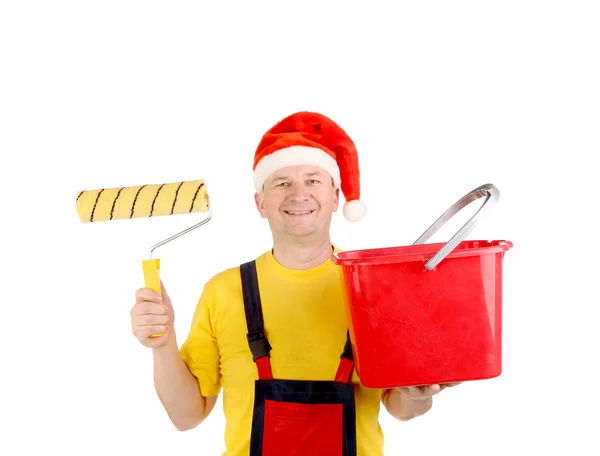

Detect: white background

[1,1,599,455]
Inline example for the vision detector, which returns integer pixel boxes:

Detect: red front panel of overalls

[262,400,344,456]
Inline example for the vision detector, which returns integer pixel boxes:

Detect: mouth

[284,209,316,216]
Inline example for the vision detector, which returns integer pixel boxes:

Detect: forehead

[268,165,329,181]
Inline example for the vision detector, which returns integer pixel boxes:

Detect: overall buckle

[247,329,272,361]
[341,332,354,361]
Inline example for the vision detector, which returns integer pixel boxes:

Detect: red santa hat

[252,111,366,222]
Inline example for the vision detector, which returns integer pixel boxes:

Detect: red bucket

[332,184,512,388]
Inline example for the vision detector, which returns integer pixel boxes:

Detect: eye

[308,179,320,184]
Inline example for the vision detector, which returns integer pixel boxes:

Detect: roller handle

[141,259,165,338]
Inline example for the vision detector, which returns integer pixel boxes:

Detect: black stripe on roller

[76,191,83,202]
[90,189,104,222]
[150,184,165,217]
[130,185,147,218]
[171,182,184,215]
[110,187,124,220]
[189,182,205,212]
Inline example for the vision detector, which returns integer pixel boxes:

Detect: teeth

[287,210,313,215]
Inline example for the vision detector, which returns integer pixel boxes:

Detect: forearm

[152,331,207,430]
[382,388,433,421]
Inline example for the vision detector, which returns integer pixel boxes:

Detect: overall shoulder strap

[334,330,355,383]
[240,260,273,380]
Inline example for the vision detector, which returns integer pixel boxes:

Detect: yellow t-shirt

[179,248,385,455]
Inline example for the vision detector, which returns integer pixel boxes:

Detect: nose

[288,182,310,202]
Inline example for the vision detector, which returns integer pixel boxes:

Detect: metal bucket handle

[413,183,499,270]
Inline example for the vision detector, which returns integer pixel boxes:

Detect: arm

[153,330,218,431]
[131,281,220,431]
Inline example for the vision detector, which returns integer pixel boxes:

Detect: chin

[285,225,317,237]
[287,228,314,237]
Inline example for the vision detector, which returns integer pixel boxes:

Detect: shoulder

[200,266,241,306]
[194,254,269,326]
[205,265,241,289]
[202,251,269,296]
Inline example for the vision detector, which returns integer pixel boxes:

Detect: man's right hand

[131,281,175,348]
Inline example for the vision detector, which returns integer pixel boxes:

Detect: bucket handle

[413,183,499,271]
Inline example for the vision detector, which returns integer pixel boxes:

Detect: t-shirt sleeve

[179,281,221,397]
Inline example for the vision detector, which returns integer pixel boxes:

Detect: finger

[427,384,441,395]
[143,334,169,348]
[137,327,170,347]
[133,325,169,341]
[131,301,167,317]
[404,386,430,398]
[160,280,169,299]
[136,314,170,326]
[407,385,440,397]
[440,382,462,391]
[135,287,163,304]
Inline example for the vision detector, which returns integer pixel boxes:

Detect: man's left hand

[382,382,462,420]
[395,382,462,401]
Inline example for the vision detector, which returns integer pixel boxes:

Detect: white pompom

[343,200,366,222]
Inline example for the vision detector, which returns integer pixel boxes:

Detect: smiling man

[130,111,458,456]
[256,165,339,248]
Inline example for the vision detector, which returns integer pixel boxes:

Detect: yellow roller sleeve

[75,180,208,222]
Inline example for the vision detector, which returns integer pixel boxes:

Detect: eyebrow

[272,172,323,182]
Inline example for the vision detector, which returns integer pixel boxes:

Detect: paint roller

[75,180,212,337]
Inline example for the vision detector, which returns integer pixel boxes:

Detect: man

[130,112,459,455]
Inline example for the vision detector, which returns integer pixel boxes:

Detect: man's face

[255,165,339,239]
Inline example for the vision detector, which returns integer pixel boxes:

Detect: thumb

[159,279,169,299]
[159,279,174,313]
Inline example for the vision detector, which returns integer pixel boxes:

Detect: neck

[271,235,334,270]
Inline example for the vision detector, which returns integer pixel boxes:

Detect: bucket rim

[331,239,513,266]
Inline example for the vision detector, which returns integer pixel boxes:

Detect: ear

[332,187,339,212]
[254,192,267,219]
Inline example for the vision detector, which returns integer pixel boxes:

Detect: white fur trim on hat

[343,200,366,222]
[254,145,341,192]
